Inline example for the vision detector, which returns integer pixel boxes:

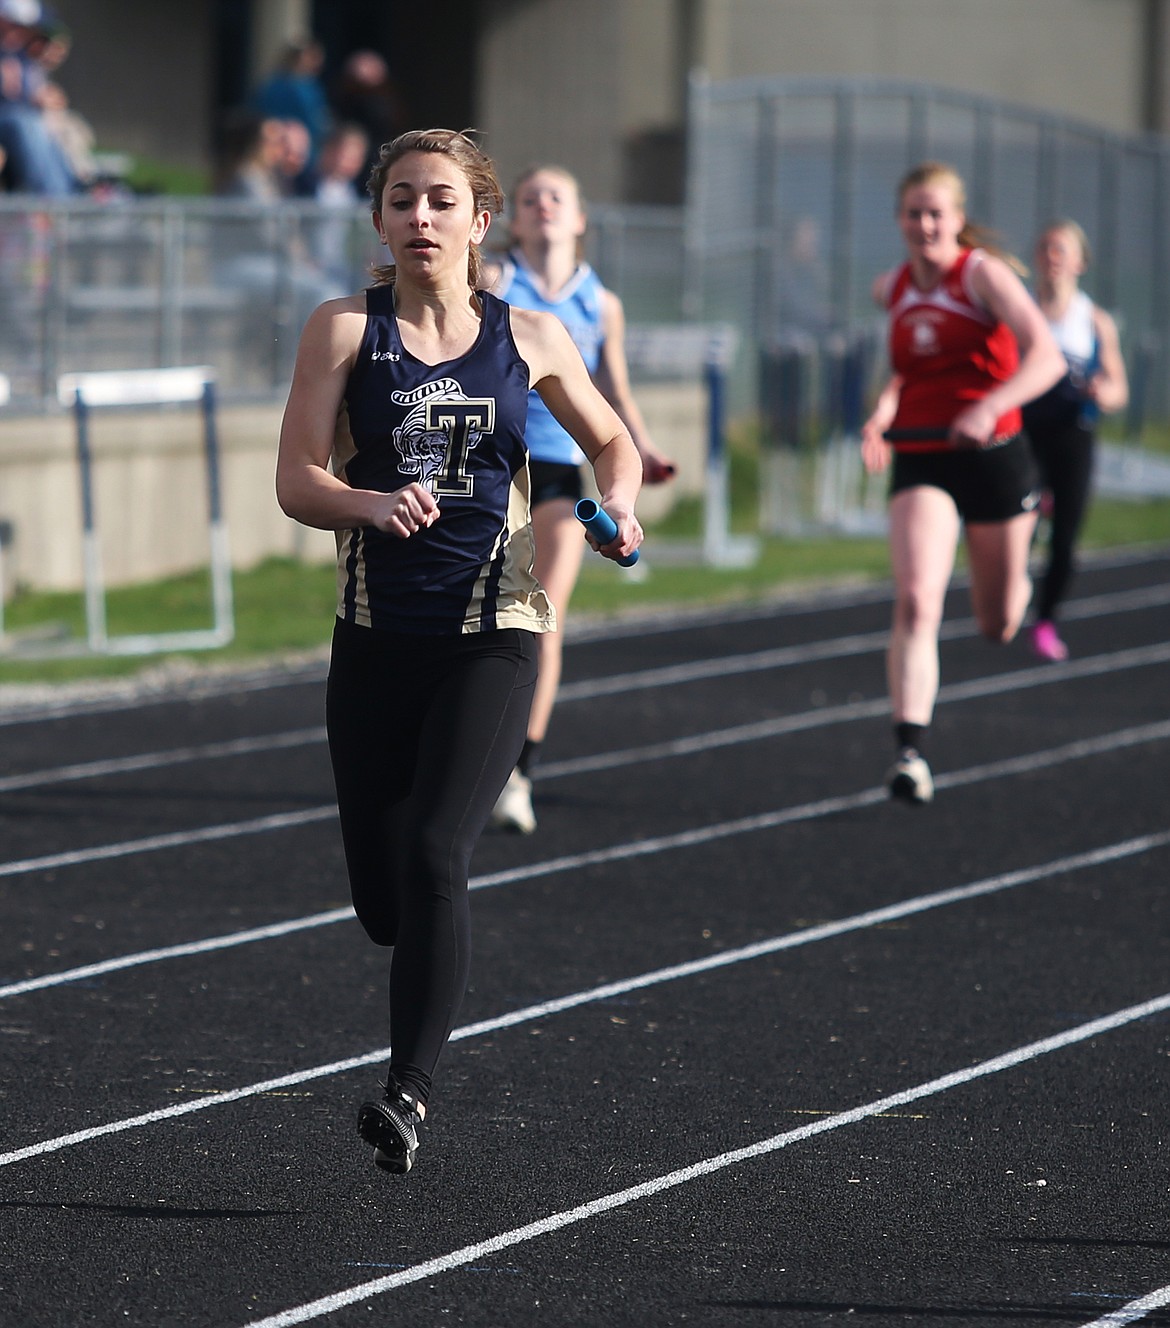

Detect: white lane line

[2,826,1166,1169]
[544,641,1170,779]
[556,585,1170,702]
[3,584,1167,793]
[1079,1285,1170,1326]
[3,631,1164,798]
[475,720,1170,891]
[240,989,1170,1327]
[0,727,327,794]
[0,907,354,999]
[4,718,1170,999]
[3,628,1169,887]
[0,805,337,880]
[0,551,1164,732]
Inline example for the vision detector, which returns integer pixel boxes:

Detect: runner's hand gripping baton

[574,498,639,567]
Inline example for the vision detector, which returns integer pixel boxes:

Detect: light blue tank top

[494,252,606,465]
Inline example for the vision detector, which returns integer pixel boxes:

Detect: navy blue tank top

[332,285,555,635]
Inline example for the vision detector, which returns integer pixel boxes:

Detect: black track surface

[2,547,1169,1328]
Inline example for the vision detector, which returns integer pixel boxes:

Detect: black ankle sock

[895,722,927,756]
[518,739,541,776]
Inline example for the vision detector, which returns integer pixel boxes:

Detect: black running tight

[326,618,537,1105]
[1029,421,1095,621]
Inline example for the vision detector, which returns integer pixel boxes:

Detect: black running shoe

[357,1082,422,1175]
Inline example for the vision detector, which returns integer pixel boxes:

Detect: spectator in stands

[35,77,94,187]
[21,11,101,192]
[0,0,76,195]
[253,36,331,176]
[212,109,345,363]
[214,110,284,201]
[329,50,408,183]
[312,122,368,204]
[773,214,833,340]
[274,117,313,197]
[306,123,370,286]
[1022,220,1129,661]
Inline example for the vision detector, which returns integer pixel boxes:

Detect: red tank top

[885,248,1021,451]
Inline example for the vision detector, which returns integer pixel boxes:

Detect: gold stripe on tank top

[475,462,555,634]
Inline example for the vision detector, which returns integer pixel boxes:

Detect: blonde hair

[1038,218,1092,267]
[507,162,587,261]
[897,161,1027,277]
[367,128,504,289]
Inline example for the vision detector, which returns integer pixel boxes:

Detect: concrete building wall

[49,0,310,176]
[706,0,1147,136]
[479,0,1170,206]
[41,1,1170,197]
[52,0,215,172]
[477,0,625,206]
[0,389,700,593]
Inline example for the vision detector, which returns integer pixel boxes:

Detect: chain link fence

[686,73,1170,417]
[2,78,1167,536]
[682,74,1170,531]
[0,195,688,412]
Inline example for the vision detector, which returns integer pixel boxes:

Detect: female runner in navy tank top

[276,129,644,1177]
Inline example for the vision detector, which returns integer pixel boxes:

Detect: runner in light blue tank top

[484,164,677,834]
[494,250,605,465]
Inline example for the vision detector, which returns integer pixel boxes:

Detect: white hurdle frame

[624,323,758,568]
[55,366,235,656]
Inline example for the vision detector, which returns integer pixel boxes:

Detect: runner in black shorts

[861,161,1064,805]
[1022,220,1129,662]
[483,164,675,834]
[528,457,584,509]
[889,434,1040,523]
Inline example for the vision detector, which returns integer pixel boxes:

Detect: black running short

[528,459,584,508]
[889,434,1040,523]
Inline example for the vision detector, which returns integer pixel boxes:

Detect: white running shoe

[886,750,934,805]
[491,767,537,834]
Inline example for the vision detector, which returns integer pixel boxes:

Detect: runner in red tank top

[860,162,1064,804]
[884,247,1022,450]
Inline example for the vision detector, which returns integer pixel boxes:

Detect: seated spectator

[307,122,370,285]
[312,121,368,204]
[0,0,76,195]
[214,109,284,200]
[253,37,330,175]
[36,78,94,186]
[275,116,313,197]
[210,109,346,369]
[328,50,407,183]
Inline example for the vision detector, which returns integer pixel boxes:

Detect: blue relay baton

[574,498,639,567]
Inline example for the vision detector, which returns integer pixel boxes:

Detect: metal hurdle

[53,365,235,656]
[625,322,757,568]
